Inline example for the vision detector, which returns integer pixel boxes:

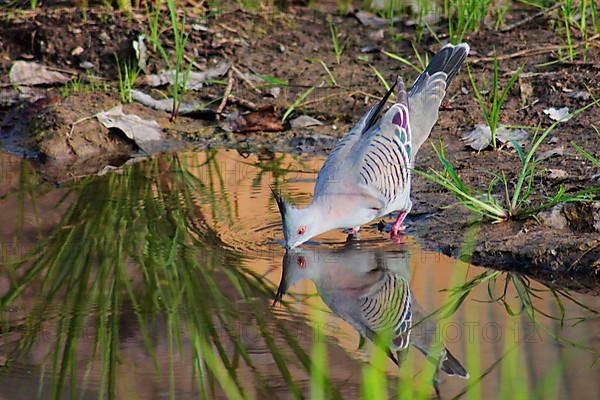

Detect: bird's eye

[297,226,306,235]
[297,256,306,268]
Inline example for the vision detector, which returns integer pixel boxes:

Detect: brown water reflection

[0,150,598,399]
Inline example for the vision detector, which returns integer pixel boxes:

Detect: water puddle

[0,149,598,399]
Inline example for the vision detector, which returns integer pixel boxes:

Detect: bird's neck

[307,197,353,231]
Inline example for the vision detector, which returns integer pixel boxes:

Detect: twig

[183,54,208,71]
[68,116,94,138]
[216,69,234,116]
[469,35,599,63]
[231,64,262,95]
[229,96,258,111]
[500,3,561,32]
[66,115,94,157]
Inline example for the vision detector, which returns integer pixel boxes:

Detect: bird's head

[272,189,321,249]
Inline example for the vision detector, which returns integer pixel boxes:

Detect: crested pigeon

[274,43,470,249]
[275,246,469,380]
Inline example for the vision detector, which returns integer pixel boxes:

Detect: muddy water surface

[0,149,598,399]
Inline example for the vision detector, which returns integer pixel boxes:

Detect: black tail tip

[441,349,469,379]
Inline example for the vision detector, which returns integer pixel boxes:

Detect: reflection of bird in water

[275,246,468,388]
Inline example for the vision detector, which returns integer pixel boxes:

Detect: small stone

[99,32,111,43]
[547,169,567,179]
[290,115,323,129]
[79,61,94,70]
[368,29,385,41]
[543,107,572,122]
[539,205,567,230]
[268,87,281,98]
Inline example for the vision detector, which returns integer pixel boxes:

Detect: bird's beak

[285,241,300,250]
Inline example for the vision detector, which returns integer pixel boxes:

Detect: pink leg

[348,226,360,235]
[390,211,408,237]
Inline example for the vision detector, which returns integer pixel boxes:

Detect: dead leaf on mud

[536,146,565,161]
[290,115,323,129]
[0,87,44,107]
[566,90,590,101]
[461,124,529,151]
[131,90,214,118]
[543,107,572,122]
[222,106,284,133]
[9,61,71,86]
[143,61,230,90]
[95,105,164,153]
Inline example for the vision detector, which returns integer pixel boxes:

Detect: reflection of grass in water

[354,219,599,399]
[2,153,599,399]
[438,269,598,399]
[0,154,333,399]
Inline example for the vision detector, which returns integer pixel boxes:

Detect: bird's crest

[362,79,398,134]
[271,186,288,218]
[271,186,292,244]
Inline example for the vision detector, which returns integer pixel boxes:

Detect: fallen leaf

[567,91,590,101]
[131,90,214,118]
[143,61,230,90]
[461,124,529,151]
[96,105,163,153]
[9,61,70,86]
[0,87,44,107]
[496,126,529,147]
[222,106,284,133]
[536,146,565,161]
[290,115,323,129]
[543,107,572,122]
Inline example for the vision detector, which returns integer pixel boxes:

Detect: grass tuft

[467,53,523,150]
[416,101,599,222]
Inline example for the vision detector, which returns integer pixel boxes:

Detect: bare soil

[0,2,598,286]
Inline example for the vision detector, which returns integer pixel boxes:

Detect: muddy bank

[0,4,599,279]
[411,190,600,293]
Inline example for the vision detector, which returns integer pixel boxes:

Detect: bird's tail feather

[396,78,408,106]
[440,347,469,378]
[409,43,470,96]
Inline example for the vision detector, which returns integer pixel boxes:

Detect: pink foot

[390,211,408,238]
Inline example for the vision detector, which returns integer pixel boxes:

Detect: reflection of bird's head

[274,249,311,306]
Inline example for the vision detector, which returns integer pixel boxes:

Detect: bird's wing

[357,271,413,351]
[408,43,470,159]
[315,79,412,211]
[314,79,398,195]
